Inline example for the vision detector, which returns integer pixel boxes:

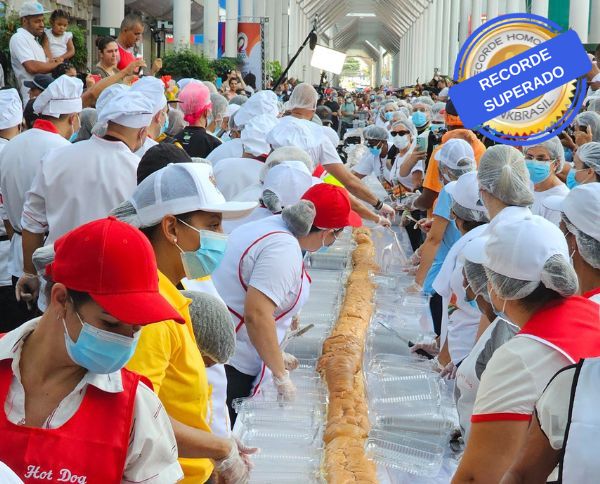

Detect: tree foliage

[161,49,215,81]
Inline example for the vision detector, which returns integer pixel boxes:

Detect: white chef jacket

[180,276,231,438]
[206,138,243,165]
[0,318,183,483]
[482,205,532,235]
[21,135,139,245]
[532,183,570,226]
[134,137,158,158]
[213,157,263,201]
[212,215,307,376]
[273,116,342,168]
[9,28,47,100]
[0,128,69,277]
[0,139,10,287]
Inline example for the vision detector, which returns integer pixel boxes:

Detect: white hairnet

[229,95,248,106]
[235,90,279,127]
[203,81,218,94]
[576,141,600,175]
[562,213,600,269]
[74,108,98,143]
[281,200,316,237]
[285,83,318,111]
[181,290,235,363]
[210,93,228,123]
[575,111,600,141]
[391,118,417,140]
[587,96,600,114]
[414,96,434,107]
[478,145,534,207]
[431,101,446,122]
[526,136,565,171]
[363,125,388,141]
[452,200,489,223]
[398,106,411,118]
[463,259,488,297]
[485,254,578,300]
[262,146,314,182]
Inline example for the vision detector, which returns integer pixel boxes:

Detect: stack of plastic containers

[232,230,356,483]
[363,228,459,480]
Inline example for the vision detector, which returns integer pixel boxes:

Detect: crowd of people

[0,0,599,483]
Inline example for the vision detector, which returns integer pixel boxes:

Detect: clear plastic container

[369,397,445,421]
[233,399,325,427]
[372,413,454,437]
[365,429,444,477]
[367,373,441,403]
[286,333,327,359]
[238,425,322,450]
[308,252,349,270]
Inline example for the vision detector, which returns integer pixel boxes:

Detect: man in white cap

[16,89,154,305]
[0,89,25,330]
[213,114,278,200]
[268,83,395,221]
[0,76,81,321]
[9,1,59,100]
[130,76,168,157]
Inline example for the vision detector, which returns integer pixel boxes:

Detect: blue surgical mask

[384,112,394,121]
[160,113,169,136]
[177,220,228,279]
[369,145,383,157]
[430,123,445,132]
[63,312,140,374]
[566,168,579,189]
[564,147,573,162]
[526,160,552,184]
[69,131,79,143]
[412,111,428,127]
[489,290,510,321]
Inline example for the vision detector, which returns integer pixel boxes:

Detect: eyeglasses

[390,130,409,137]
[524,156,553,162]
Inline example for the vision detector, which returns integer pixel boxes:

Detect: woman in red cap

[0,217,185,483]
[211,183,362,425]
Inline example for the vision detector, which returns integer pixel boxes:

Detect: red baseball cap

[46,217,184,325]
[301,184,362,229]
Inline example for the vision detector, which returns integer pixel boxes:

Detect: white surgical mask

[393,134,410,150]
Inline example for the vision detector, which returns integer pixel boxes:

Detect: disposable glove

[273,370,296,401]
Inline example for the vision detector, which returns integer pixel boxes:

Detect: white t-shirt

[532,183,570,226]
[472,336,571,422]
[206,138,243,165]
[9,28,47,100]
[44,28,73,59]
[455,317,518,437]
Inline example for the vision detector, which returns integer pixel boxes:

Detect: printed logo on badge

[450,14,592,146]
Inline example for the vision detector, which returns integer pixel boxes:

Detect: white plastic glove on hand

[406,281,423,294]
[376,215,392,227]
[214,438,250,484]
[232,435,258,471]
[410,340,440,357]
[282,352,299,371]
[379,202,396,218]
[440,361,458,380]
[273,370,296,401]
[15,272,40,310]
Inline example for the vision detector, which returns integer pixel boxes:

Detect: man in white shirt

[9,1,58,100]
[0,78,78,324]
[0,89,24,331]
[17,89,154,306]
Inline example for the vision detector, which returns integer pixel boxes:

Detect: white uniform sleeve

[320,136,343,166]
[9,34,37,65]
[471,342,537,421]
[122,382,183,483]
[248,236,302,308]
[20,164,49,234]
[535,366,576,450]
[352,152,376,176]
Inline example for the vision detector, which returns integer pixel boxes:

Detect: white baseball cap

[128,163,257,227]
[33,75,83,118]
[483,215,569,281]
[445,172,487,212]
[543,182,600,241]
[462,235,489,264]
[0,89,23,129]
[19,1,49,17]
[263,161,313,209]
[435,138,475,169]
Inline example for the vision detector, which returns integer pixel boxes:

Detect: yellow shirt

[127,271,214,483]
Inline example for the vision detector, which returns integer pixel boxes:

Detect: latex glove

[283,352,299,371]
[376,215,391,227]
[431,356,446,373]
[410,340,439,357]
[214,438,250,484]
[406,281,423,294]
[408,249,421,266]
[232,435,259,470]
[273,370,296,401]
[417,218,434,233]
[440,361,458,379]
[379,202,396,218]
[15,272,40,310]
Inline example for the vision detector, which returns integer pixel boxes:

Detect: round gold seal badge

[450,14,591,146]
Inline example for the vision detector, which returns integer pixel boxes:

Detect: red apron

[517,296,600,364]
[0,360,140,484]
[227,231,310,396]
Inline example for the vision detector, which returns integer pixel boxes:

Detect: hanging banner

[238,22,263,90]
